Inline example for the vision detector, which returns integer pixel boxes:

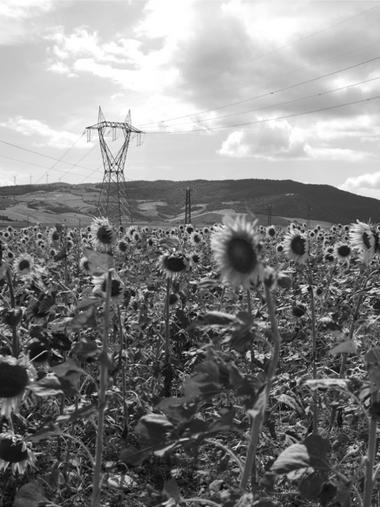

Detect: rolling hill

[0,178,378,227]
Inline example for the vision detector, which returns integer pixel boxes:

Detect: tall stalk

[363,393,378,507]
[239,284,281,492]
[163,278,174,397]
[91,267,112,507]
[308,272,319,434]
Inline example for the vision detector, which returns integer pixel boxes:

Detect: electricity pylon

[86,107,143,225]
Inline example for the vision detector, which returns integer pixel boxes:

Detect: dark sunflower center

[337,245,351,257]
[18,260,30,271]
[0,439,28,463]
[97,225,113,244]
[164,256,187,272]
[52,231,60,241]
[101,279,122,298]
[0,364,28,398]
[362,232,372,250]
[290,236,306,256]
[226,238,257,273]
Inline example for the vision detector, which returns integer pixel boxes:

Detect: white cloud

[340,172,380,193]
[0,116,88,149]
[0,0,53,18]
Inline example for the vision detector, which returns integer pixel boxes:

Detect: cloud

[0,0,54,18]
[340,172,380,195]
[0,116,89,149]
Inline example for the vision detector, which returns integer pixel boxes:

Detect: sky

[1,0,380,200]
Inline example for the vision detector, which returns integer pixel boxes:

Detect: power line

[149,75,380,130]
[0,137,95,173]
[137,5,380,128]
[139,54,380,130]
[146,93,380,134]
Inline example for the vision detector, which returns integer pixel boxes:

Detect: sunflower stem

[117,305,128,437]
[163,277,173,397]
[6,268,19,358]
[91,266,112,507]
[246,289,252,319]
[308,267,319,435]
[363,393,378,507]
[239,284,281,492]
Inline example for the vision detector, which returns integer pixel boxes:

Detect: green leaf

[136,413,173,445]
[271,443,310,474]
[298,470,327,500]
[29,422,61,443]
[29,374,63,397]
[271,435,330,475]
[83,248,113,275]
[163,478,181,501]
[366,347,380,390]
[302,378,349,391]
[330,340,357,356]
[277,394,303,415]
[119,446,152,466]
[13,481,46,507]
[196,311,241,327]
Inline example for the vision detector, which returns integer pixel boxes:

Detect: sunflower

[117,239,129,253]
[335,243,351,261]
[0,356,34,418]
[159,252,190,279]
[0,432,36,474]
[283,230,309,264]
[93,274,124,302]
[210,214,263,288]
[14,254,34,277]
[267,226,276,238]
[91,217,114,251]
[190,231,202,247]
[349,221,375,264]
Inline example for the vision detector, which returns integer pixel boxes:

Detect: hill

[0,179,378,226]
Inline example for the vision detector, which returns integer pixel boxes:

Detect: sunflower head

[211,215,263,288]
[0,432,36,474]
[0,356,34,418]
[14,254,33,277]
[91,217,114,251]
[349,220,375,264]
[283,230,309,264]
[159,252,190,279]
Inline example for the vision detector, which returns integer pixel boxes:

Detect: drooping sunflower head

[210,214,263,288]
[159,252,190,279]
[0,432,36,474]
[0,356,34,418]
[283,230,309,264]
[90,217,114,251]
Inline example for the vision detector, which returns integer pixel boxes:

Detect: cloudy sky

[1,0,380,199]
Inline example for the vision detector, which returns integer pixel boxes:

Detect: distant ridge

[0,178,378,226]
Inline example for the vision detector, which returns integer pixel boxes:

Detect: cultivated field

[0,216,379,506]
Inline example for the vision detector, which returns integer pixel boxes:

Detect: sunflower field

[0,215,380,507]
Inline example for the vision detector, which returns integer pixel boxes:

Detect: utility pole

[86,107,144,226]
[184,187,192,225]
[267,204,272,226]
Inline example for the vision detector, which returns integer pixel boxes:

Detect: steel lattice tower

[184,187,192,224]
[86,107,143,225]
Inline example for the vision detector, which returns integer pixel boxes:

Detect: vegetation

[0,216,380,506]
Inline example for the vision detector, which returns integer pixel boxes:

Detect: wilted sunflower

[91,217,114,251]
[210,215,263,288]
[0,432,36,474]
[350,221,375,264]
[283,230,309,264]
[159,252,190,279]
[14,254,34,277]
[0,356,34,418]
